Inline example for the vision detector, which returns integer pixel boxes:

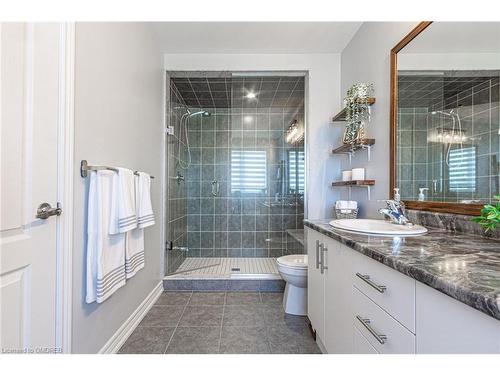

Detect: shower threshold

[164,257,281,280]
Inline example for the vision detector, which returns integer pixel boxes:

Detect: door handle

[315,240,320,269]
[36,202,62,219]
[320,245,328,274]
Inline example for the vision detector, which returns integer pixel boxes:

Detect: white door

[1,23,61,353]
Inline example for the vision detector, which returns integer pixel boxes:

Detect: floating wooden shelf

[332,139,375,155]
[332,180,375,187]
[331,97,376,122]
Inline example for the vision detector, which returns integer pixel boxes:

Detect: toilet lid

[276,254,308,269]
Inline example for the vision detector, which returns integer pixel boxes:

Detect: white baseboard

[99,281,163,354]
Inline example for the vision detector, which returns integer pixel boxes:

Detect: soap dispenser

[418,188,429,201]
[394,188,401,202]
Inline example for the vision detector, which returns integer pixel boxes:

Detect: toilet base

[283,283,308,316]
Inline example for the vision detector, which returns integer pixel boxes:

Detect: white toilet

[276,254,308,316]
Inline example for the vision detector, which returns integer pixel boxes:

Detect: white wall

[72,23,163,353]
[340,22,419,218]
[164,53,342,220]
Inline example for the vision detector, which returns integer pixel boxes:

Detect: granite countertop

[304,219,500,321]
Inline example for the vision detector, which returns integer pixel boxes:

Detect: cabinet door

[324,240,353,353]
[306,228,325,341]
[416,281,500,354]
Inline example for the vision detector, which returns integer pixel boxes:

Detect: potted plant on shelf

[342,83,374,146]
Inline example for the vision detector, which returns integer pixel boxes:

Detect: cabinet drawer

[353,326,379,354]
[351,250,415,332]
[353,286,415,354]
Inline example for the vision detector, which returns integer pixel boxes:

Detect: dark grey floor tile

[165,327,221,354]
[267,324,320,354]
[261,304,309,326]
[223,305,265,327]
[260,292,284,305]
[179,305,223,327]
[219,326,270,354]
[139,305,185,327]
[155,292,192,306]
[189,292,225,305]
[225,292,261,305]
[118,327,175,354]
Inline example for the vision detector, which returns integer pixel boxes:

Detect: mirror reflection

[396,22,500,204]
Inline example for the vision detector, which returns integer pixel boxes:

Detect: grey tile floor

[118,291,321,354]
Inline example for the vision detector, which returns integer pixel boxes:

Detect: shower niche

[164,72,306,278]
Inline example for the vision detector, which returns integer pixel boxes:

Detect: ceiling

[402,22,500,54]
[153,22,361,53]
[171,76,305,108]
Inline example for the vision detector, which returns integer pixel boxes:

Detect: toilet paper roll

[342,170,352,181]
[351,168,365,181]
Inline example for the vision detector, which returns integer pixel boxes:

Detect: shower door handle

[211,179,220,197]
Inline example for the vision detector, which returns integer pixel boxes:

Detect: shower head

[188,110,211,117]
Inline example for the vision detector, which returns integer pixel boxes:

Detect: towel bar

[80,160,155,179]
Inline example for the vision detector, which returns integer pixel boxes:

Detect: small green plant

[471,195,500,232]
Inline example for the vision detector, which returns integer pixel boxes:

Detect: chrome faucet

[378,199,411,225]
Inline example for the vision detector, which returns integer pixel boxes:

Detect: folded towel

[86,170,126,304]
[125,172,154,279]
[335,200,358,213]
[136,172,155,229]
[109,167,137,234]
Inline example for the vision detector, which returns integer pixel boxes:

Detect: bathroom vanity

[304,220,500,354]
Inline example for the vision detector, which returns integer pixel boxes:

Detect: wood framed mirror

[390,21,500,215]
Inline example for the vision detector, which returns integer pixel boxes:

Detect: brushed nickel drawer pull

[356,315,387,344]
[356,272,387,293]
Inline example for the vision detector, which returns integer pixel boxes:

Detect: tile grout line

[163,291,193,354]
[216,292,227,354]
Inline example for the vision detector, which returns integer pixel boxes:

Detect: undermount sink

[329,219,428,236]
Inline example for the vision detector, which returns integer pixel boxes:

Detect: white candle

[351,168,365,181]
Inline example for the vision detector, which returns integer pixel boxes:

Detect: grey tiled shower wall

[185,106,305,258]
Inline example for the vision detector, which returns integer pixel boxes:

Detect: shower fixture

[427,109,465,166]
[177,109,211,170]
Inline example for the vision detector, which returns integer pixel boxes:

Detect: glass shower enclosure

[164,72,306,279]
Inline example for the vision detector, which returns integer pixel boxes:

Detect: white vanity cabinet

[306,227,354,353]
[306,227,500,354]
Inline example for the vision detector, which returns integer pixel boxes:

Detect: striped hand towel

[124,172,154,279]
[109,167,137,234]
[86,170,127,304]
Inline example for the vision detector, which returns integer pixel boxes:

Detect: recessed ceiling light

[245,92,257,99]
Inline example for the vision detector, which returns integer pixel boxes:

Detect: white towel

[125,172,154,279]
[86,170,126,304]
[136,172,155,228]
[335,200,358,213]
[109,167,137,234]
